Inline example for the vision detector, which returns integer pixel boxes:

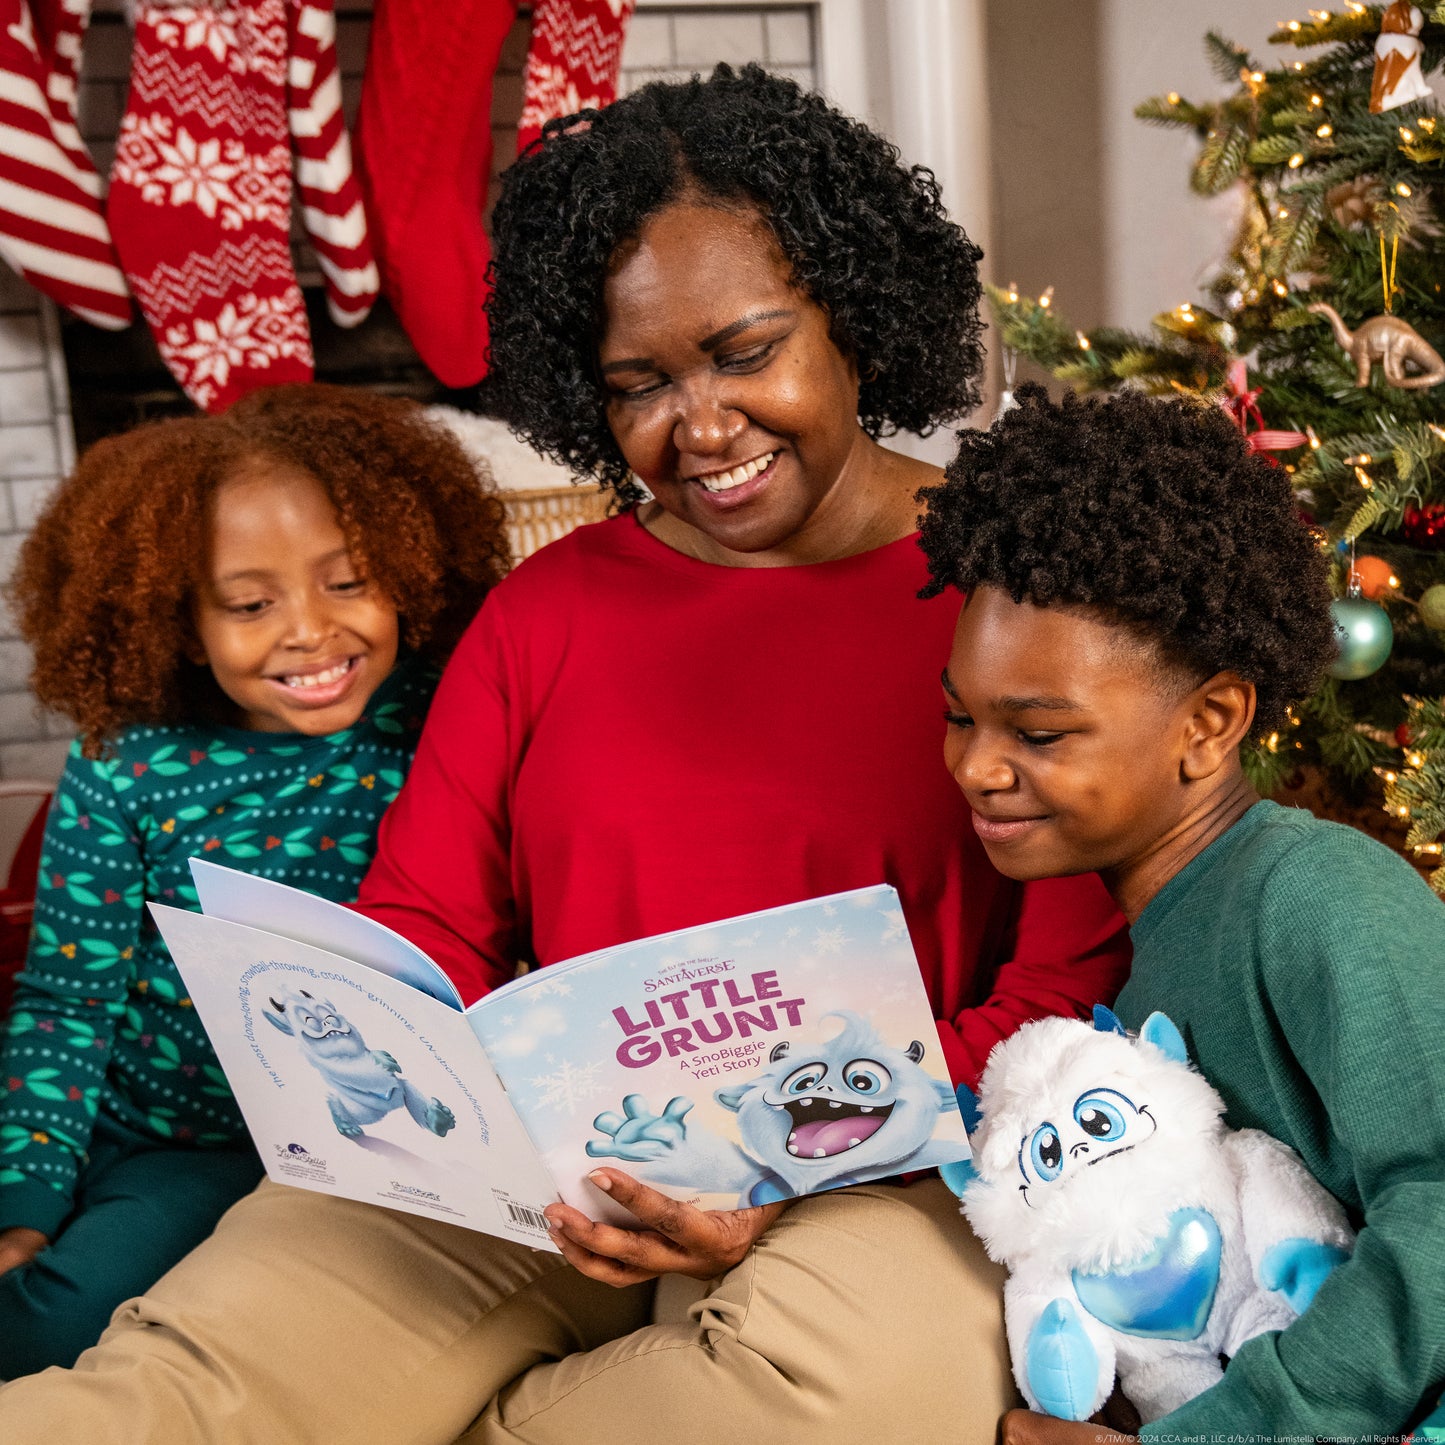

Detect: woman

[0,66,1128,1444]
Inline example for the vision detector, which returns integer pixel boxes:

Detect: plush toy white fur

[959,1010,1355,1424]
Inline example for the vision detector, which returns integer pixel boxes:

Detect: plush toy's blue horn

[1092,1005,1127,1035]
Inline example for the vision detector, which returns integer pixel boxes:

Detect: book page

[190,858,462,1007]
[470,886,971,1223]
[152,904,559,1249]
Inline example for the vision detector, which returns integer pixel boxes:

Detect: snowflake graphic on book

[529,1059,606,1113]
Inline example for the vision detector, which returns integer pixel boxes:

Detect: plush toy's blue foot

[426,1099,456,1136]
[1259,1237,1350,1314]
[1025,1298,1100,1421]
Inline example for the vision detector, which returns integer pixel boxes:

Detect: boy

[918,384,1445,1441]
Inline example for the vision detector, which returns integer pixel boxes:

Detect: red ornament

[1403,504,1445,549]
[1396,722,1416,747]
[1220,360,1309,456]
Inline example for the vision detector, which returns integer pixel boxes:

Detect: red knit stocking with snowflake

[517,0,636,154]
[109,0,312,412]
[0,0,130,326]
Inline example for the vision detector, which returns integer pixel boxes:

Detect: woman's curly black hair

[482,63,985,504]
[918,384,1336,735]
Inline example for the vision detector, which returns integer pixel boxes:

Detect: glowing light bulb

[1167,91,1181,105]
[1397,182,1412,197]
[1309,93,1323,107]
[1038,286,1054,309]
[1278,205,1291,218]
[1273,280,1289,296]
[1306,426,1321,449]
[1288,153,1306,168]
[1287,19,1302,30]
[1400,126,1415,142]
[1250,70,1266,83]
[1409,751,1425,768]
[1316,123,1333,138]
[1355,466,1374,489]
[1076,331,1091,350]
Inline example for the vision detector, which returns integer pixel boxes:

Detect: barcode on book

[492,1190,550,1234]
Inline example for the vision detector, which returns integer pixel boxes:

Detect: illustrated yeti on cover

[960,1009,1354,1424]
[264,989,456,1142]
[586,1011,963,1204]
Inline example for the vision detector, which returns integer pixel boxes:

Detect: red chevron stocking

[355,0,514,388]
[516,0,636,154]
[0,0,130,327]
[109,0,312,412]
[285,0,376,327]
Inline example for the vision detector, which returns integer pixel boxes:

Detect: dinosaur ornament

[1309,303,1445,391]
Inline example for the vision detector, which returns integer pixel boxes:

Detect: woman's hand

[0,1226,49,1276]
[543,1168,787,1287]
[1002,1409,1136,1444]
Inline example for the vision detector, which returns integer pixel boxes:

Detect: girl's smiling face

[598,198,878,565]
[192,463,400,735]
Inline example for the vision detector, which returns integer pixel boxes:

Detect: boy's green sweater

[1115,800,1445,1438]
[0,660,434,1239]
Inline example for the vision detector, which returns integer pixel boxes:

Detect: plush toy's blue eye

[1074,1093,1126,1141]
[842,1059,892,1095]
[782,1063,827,1095]
[1029,1124,1063,1181]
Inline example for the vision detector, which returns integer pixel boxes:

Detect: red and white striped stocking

[0,0,130,327]
[109,0,312,412]
[285,0,375,328]
[517,0,636,154]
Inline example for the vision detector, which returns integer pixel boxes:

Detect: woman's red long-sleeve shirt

[358,515,1130,1088]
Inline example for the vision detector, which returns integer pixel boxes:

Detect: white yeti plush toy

[958,1008,1354,1424]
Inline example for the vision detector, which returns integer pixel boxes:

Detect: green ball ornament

[1328,598,1393,680]
[1419,585,1445,631]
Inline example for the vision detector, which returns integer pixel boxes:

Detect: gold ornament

[1308,303,1445,390]
[1326,176,1383,230]
[1370,2,1432,114]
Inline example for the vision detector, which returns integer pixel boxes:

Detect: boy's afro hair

[917,384,1336,734]
[481,63,985,504]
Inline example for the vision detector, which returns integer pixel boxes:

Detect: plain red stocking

[355,0,514,388]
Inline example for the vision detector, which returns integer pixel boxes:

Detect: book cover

[473,886,971,1216]
[153,867,970,1242]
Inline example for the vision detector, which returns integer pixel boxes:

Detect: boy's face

[942,587,1202,883]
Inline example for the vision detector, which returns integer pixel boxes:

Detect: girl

[0,384,508,1374]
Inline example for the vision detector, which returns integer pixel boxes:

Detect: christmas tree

[990,3,1445,892]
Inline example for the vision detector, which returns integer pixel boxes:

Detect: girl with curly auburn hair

[0,69,1128,1443]
[0,384,507,1375]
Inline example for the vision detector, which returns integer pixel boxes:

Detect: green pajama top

[1117,801,1445,1438]
[0,659,434,1238]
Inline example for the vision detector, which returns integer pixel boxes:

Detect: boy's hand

[0,1226,49,1276]
[1002,1409,1136,1444]
[543,1168,786,1286]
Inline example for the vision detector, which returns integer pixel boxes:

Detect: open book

[151,863,972,1250]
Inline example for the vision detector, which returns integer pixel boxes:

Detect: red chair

[0,781,55,1016]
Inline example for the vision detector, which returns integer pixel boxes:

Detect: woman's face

[599,199,867,561]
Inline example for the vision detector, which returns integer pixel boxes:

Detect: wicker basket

[502,482,613,561]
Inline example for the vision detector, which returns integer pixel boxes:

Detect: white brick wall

[0,1,817,782]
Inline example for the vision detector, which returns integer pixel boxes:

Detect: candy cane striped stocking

[286,0,376,328]
[0,0,130,327]
[109,0,312,413]
[517,0,636,155]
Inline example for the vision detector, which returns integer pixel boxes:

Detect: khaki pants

[0,1176,1014,1444]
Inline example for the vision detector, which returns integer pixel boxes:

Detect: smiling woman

[0,67,1131,1445]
